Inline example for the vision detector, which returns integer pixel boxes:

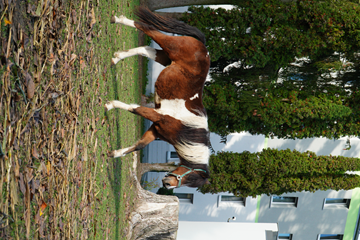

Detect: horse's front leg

[105,100,162,122]
[109,124,157,158]
[105,100,163,157]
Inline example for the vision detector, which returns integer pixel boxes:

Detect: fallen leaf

[40,201,47,216]
[25,72,35,99]
[101,117,106,126]
[14,157,20,177]
[4,18,11,26]
[86,33,92,43]
[46,161,51,175]
[32,145,39,159]
[89,8,96,29]
[59,218,64,231]
[69,53,77,65]
[80,56,85,69]
[39,161,47,176]
[35,210,40,224]
[49,92,59,99]
[71,9,77,24]
[47,53,55,63]
[6,58,14,71]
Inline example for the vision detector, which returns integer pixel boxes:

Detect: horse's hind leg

[105,100,162,123]
[112,47,171,66]
[111,15,136,28]
[111,15,171,66]
[109,124,157,158]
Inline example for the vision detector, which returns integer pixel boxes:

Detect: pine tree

[182,0,360,68]
[203,66,355,139]
[180,0,360,139]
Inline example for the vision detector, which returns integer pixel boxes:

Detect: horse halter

[166,165,207,188]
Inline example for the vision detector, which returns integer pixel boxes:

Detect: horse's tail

[134,7,206,45]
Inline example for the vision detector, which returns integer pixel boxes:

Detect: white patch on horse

[190,93,199,101]
[175,142,209,165]
[155,98,209,165]
[155,98,208,130]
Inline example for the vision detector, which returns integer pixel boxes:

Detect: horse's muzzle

[162,176,176,189]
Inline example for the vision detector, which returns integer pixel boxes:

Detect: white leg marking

[190,93,199,101]
[114,46,156,60]
[105,100,139,111]
[113,15,135,28]
[112,46,157,64]
[113,147,131,158]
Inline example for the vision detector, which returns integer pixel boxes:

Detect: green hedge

[199,149,360,197]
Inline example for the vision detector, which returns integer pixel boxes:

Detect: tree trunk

[127,168,179,240]
[143,0,233,11]
[140,162,177,176]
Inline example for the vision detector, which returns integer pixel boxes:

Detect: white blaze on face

[166,185,177,190]
[190,93,199,101]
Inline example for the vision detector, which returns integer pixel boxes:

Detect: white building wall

[259,190,353,240]
[177,221,278,240]
[259,136,360,240]
[175,187,259,222]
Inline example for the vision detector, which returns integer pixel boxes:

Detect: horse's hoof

[110,16,116,24]
[111,58,120,66]
[108,151,115,157]
[105,102,113,111]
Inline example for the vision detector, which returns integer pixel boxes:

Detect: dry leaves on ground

[0,0,102,239]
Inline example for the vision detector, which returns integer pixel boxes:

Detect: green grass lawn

[0,0,144,239]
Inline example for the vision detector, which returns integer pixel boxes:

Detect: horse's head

[162,165,210,189]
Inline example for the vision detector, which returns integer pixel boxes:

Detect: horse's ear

[205,179,210,185]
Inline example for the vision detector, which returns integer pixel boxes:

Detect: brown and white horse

[105,7,210,189]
